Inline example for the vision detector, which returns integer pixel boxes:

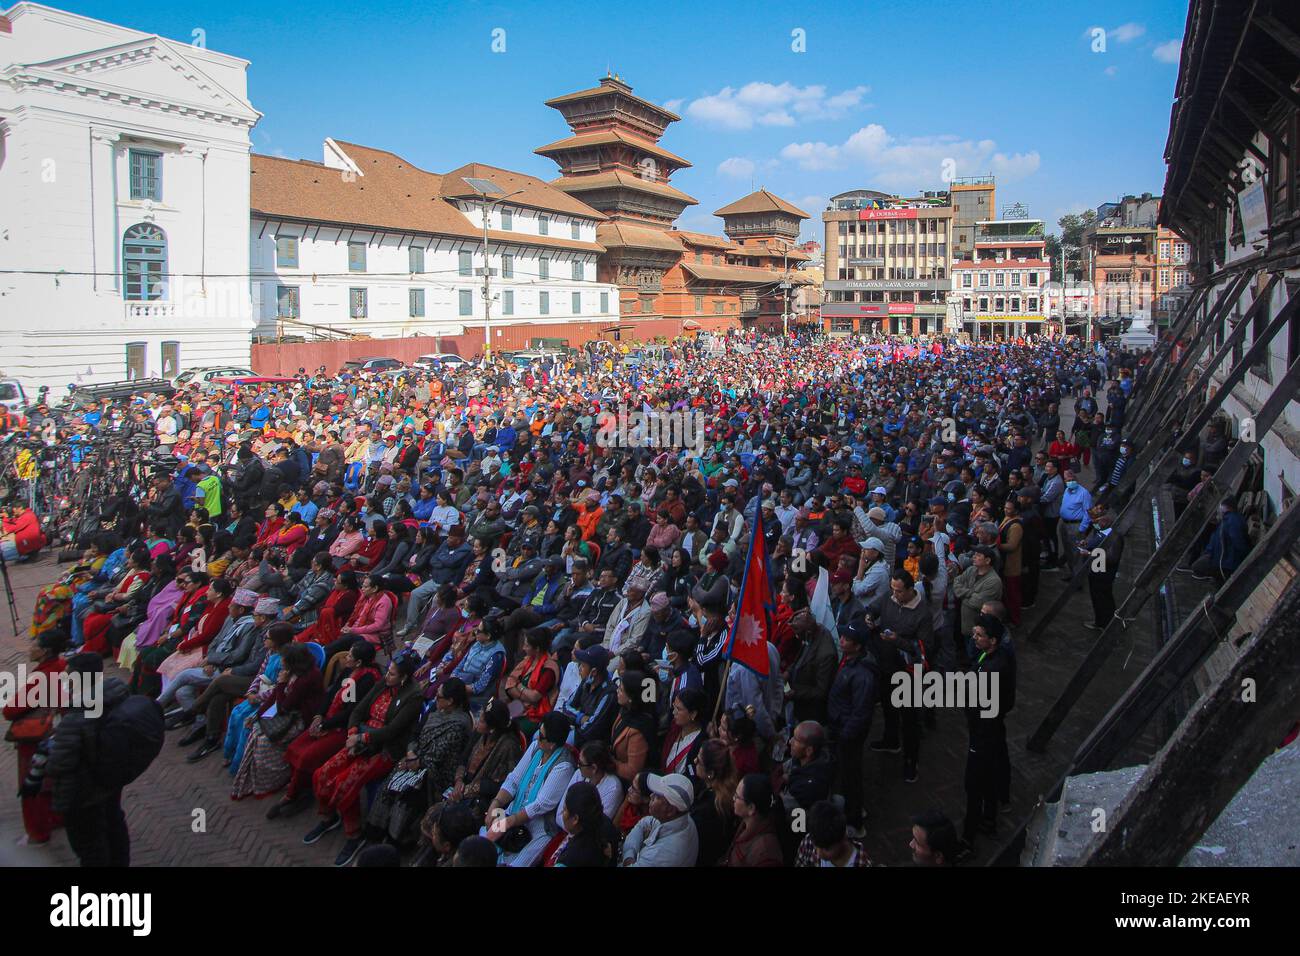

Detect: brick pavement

[0,394,1160,867]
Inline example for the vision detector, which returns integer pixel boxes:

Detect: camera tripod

[0,547,20,637]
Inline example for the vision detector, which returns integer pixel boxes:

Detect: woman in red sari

[80,548,152,656]
[268,639,381,820]
[304,652,423,866]
[501,629,560,739]
[255,503,287,547]
[295,570,360,646]
[5,631,67,845]
[266,515,309,557]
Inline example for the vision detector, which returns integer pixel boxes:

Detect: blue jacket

[1205,510,1250,573]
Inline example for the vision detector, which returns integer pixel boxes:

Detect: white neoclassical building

[250,138,618,343]
[0,3,260,392]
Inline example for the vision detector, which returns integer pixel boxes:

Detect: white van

[0,377,29,414]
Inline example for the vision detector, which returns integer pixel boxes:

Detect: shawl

[134,579,183,648]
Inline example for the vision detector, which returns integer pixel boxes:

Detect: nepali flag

[723,497,774,677]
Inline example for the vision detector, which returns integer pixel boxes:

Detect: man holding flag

[721,498,782,748]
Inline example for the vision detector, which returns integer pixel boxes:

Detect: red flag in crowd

[723,497,774,677]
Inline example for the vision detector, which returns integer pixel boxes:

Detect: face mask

[1182,458,1192,466]
[1066,481,1078,490]
[687,614,699,628]
[460,608,470,619]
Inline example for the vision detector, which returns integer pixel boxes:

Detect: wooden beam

[1239,57,1300,111]
[1254,11,1300,60]
[1153,274,1281,437]
[1079,574,1300,866]
[1222,88,1272,134]
[1029,352,1300,749]
[1126,273,1249,449]
[1071,498,1300,774]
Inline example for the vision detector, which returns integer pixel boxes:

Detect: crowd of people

[4,328,1170,868]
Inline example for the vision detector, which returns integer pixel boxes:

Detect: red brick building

[538,75,810,336]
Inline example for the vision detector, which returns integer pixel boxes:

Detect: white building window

[409,245,425,274]
[538,215,549,236]
[1010,272,1021,287]
[458,250,472,277]
[276,285,299,318]
[160,341,180,379]
[600,292,609,313]
[571,291,581,313]
[539,291,550,314]
[275,235,299,268]
[459,289,473,316]
[539,257,549,280]
[502,254,514,278]
[978,272,989,288]
[501,208,513,230]
[349,288,367,318]
[502,290,514,315]
[129,149,162,201]
[571,221,581,240]
[122,223,167,301]
[348,242,366,272]
[961,273,972,289]
[409,288,425,317]
[571,260,582,281]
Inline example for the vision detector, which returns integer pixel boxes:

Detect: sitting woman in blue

[224,623,295,773]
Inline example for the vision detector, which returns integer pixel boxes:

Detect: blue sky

[56,0,1190,241]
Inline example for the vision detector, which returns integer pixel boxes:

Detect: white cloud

[1111,22,1146,43]
[717,157,756,179]
[780,123,1040,189]
[684,82,869,130]
[1104,65,1118,77]
[1153,39,1182,63]
[1083,23,1146,45]
[662,98,685,114]
[796,194,829,218]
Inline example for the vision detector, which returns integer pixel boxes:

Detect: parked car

[507,349,565,366]
[412,353,471,370]
[343,357,402,372]
[0,377,29,414]
[173,366,254,388]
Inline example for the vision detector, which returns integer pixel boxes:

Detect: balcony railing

[125,301,178,320]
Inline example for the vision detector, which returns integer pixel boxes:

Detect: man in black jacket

[144,474,184,538]
[826,623,880,837]
[45,654,133,866]
[962,614,1016,843]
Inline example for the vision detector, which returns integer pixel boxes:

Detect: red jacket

[2,508,46,556]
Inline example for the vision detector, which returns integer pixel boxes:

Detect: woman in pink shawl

[114,554,182,671]
[134,577,184,647]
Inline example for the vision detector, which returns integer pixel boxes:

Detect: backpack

[91,696,165,790]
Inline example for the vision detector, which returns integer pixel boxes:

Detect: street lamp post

[465,179,524,362]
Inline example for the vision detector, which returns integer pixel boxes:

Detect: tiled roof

[535,130,691,168]
[551,170,698,206]
[670,230,738,251]
[439,161,607,220]
[250,142,607,242]
[713,188,810,219]
[596,221,685,253]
